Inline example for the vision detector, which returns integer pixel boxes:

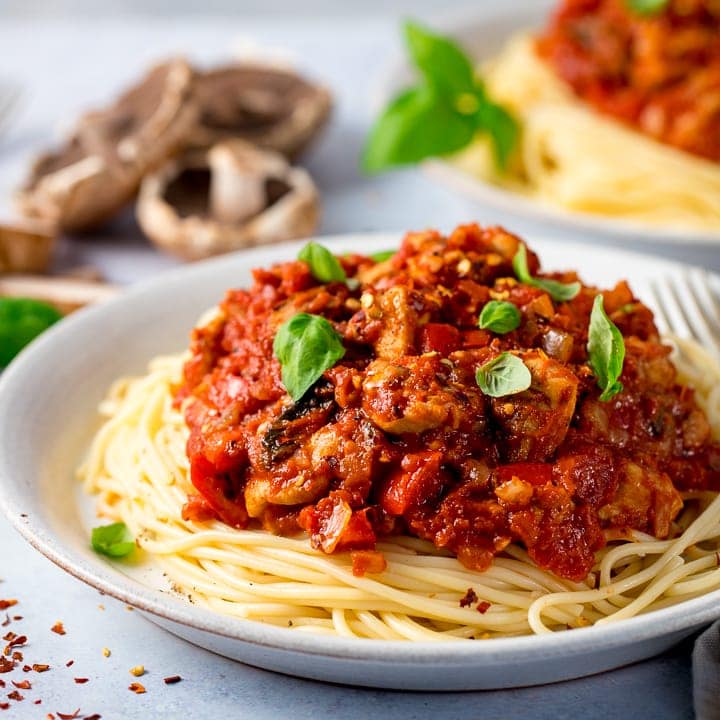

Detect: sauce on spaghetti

[178,225,720,581]
[536,0,720,163]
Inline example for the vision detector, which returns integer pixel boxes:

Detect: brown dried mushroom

[17,59,196,232]
[189,65,332,160]
[136,139,319,260]
[0,220,55,274]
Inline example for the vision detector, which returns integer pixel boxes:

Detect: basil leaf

[273,313,346,401]
[478,300,521,334]
[475,86,520,169]
[91,522,135,558]
[0,297,63,367]
[298,241,347,283]
[475,352,531,397]
[363,86,476,172]
[370,250,396,263]
[626,0,668,14]
[512,245,580,302]
[404,21,475,97]
[587,294,625,402]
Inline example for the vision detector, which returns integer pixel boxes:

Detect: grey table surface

[0,9,717,719]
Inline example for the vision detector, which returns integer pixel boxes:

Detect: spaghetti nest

[80,338,720,640]
[453,35,720,231]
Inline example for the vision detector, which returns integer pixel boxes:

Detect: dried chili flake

[74,678,89,684]
[11,680,30,690]
[22,666,30,673]
[459,588,478,608]
[7,690,23,701]
[1,634,15,643]
[34,699,42,705]
[0,602,17,612]
[128,682,146,694]
[476,601,491,614]
[0,702,8,710]
[11,652,22,662]
[51,622,66,636]
[163,675,182,684]
[65,660,74,668]
[32,664,50,672]
[57,710,81,720]
[0,617,8,629]
[0,658,13,673]
[84,714,102,720]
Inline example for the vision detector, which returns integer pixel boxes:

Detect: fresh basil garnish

[512,245,581,302]
[0,297,63,367]
[362,21,518,172]
[475,352,531,398]
[370,250,396,263]
[626,0,668,14]
[91,522,135,558]
[478,300,521,334]
[298,241,347,283]
[273,313,346,401]
[587,294,625,402]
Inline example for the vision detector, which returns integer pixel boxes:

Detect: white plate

[1,232,719,691]
[377,1,720,246]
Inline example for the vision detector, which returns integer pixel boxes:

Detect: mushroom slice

[17,59,197,232]
[136,139,320,260]
[0,219,55,273]
[190,65,331,160]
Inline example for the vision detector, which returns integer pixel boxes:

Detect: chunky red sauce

[536,0,720,163]
[178,225,720,581]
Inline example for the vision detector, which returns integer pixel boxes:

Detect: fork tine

[649,274,720,360]
[686,268,720,334]
[0,84,21,136]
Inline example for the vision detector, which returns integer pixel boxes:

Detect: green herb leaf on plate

[587,294,625,402]
[404,20,475,97]
[363,86,476,172]
[362,20,518,173]
[370,250,396,263]
[625,0,668,15]
[91,522,135,558]
[512,244,581,302]
[298,241,347,283]
[478,300,521,334]
[475,352,531,398]
[0,297,63,368]
[273,313,346,401]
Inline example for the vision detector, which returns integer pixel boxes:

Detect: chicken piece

[491,350,578,462]
[599,460,683,538]
[370,285,418,359]
[361,355,470,435]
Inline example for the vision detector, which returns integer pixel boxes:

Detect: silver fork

[645,269,720,360]
[0,82,22,139]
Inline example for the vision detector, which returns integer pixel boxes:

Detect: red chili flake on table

[22,666,30,673]
[0,702,8,710]
[0,617,8,628]
[11,652,22,662]
[459,588,478,608]
[0,602,17,611]
[7,690,23,701]
[11,680,30,690]
[65,660,74,668]
[476,601,492,614]
[32,664,50,672]
[34,699,42,705]
[1,633,14,643]
[163,675,182,685]
[74,678,89,684]
[56,710,81,719]
[51,622,66,636]
[84,715,102,720]
[128,682,146,694]
[0,658,13,673]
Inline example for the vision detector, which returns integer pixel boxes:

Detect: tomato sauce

[536,0,720,163]
[178,225,720,581]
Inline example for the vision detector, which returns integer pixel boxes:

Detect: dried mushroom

[17,59,196,232]
[0,220,55,273]
[190,65,331,160]
[137,139,319,260]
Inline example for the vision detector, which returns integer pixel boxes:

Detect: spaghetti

[453,35,720,231]
[80,336,720,639]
